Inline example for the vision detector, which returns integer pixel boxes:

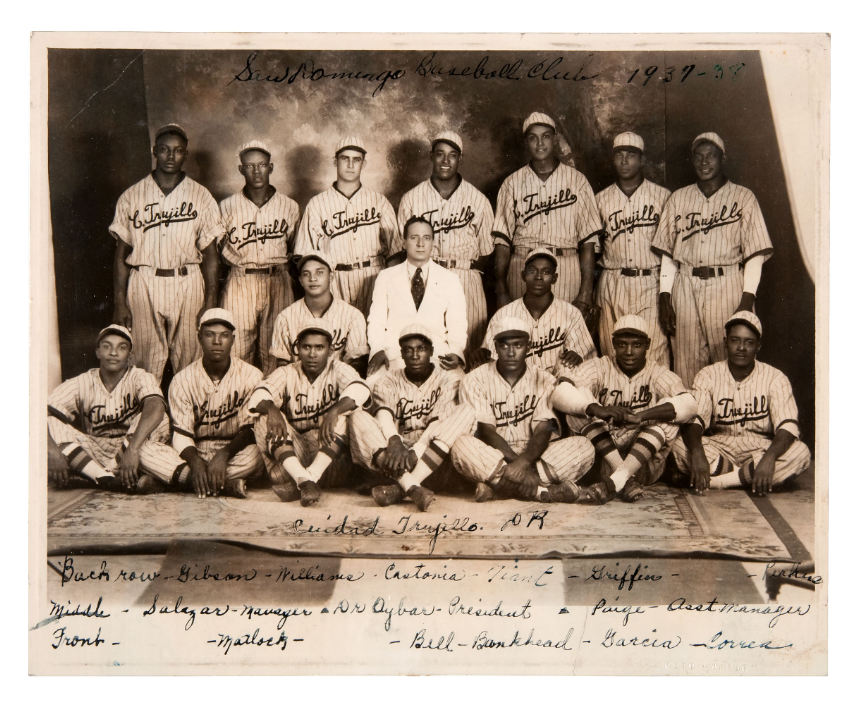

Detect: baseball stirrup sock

[172,463,190,486]
[59,443,112,481]
[306,452,333,482]
[710,454,734,476]
[711,458,751,488]
[280,456,314,485]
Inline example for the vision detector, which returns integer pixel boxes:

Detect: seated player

[477,249,595,373]
[349,324,475,511]
[250,326,371,506]
[150,308,266,498]
[270,252,369,375]
[47,324,177,492]
[671,311,811,496]
[551,315,697,503]
[450,317,596,503]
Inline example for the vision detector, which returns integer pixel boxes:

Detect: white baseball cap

[297,326,333,344]
[198,308,236,331]
[97,324,133,346]
[239,140,271,158]
[522,112,556,134]
[613,314,651,340]
[613,132,645,152]
[524,247,559,270]
[431,130,463,153]
[725,311,762,338]
[298,251,335,272]
[493,316,532,341]
[335,136,367,156]
[154,123,188,142]
[691,132,726,155]
[398,323,435,346]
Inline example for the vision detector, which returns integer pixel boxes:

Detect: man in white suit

[368,217,468,375]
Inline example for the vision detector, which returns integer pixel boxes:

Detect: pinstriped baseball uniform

[560,356,693,484]
[295,184,399,313]
[596,179,671,366]
[482,297,596,375]
[450,362,594,487]
[397,178,495,352]
[651,181,774,386]
[492,163,603,303]
[218,189,300,373]
[109,173,222,380]
[269,297,369,365]
[671,360,810,484]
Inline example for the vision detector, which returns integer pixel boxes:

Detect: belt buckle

[178,265,188,276]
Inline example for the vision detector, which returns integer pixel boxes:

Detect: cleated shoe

[371,484,405,507]
[298,480,321,507]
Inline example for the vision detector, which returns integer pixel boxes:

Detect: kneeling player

[451,317,595,502]
[671,311,811,496]
[552,315,697,503]
[250,326,371,506]
[349,324,475,511]
[47,324,177,492]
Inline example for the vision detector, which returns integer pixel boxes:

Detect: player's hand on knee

[208,450,230,495]
[503,456,536,486]
[319,409,340,446]
[118,447,141,491]
[689,451,711,495]
[659,293,676,336]
[189,459,209,499]
[560,350,584,369]
[752,455,776,496]
[265,408,289,443]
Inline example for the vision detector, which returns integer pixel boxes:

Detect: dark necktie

[411,267,425,309]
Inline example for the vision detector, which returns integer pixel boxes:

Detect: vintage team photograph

[30,33,828,675]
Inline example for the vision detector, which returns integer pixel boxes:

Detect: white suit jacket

[368,260,468,363]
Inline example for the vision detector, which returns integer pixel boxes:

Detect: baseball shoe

[406,485,435,512]
[135,475,166,494]
[618,475,644,503]
[542,480,582,503]
[223,478,248,499]
[298,480,321,507]
[94,475,123,492]
[372,484,405,507]
[474,483,495,502]
[272,480,301,502]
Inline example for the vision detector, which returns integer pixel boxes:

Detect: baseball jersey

[269,297,369,363]
[48,367,164,439]
[372,366,461,444]
[460,362,559,451]
[168,358,263,442]
[651,181,773,266]
[396,178,495,263]
[109,173,222,268]
[692,360,800,439]
[219,189,300,267]
[483,297,596,374]
[492,163,603,251]
[596,179,671,269]
[253,357,369,434]
[294,184,399,264]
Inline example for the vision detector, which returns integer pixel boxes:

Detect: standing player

[491,112,603,325]
[218,140,300,374]
[595,132,671,366]
[110,123,222,383]
[652,132,773,386]
[671,312,810,496]
[397,131,495,354]
[294,136,399,314]
[47,324,180,492]
[480,249,595,374]
[450,317,596,503]
[552,315,697,503]
[270,252,369,375]
[349,324,475,511]
[250,327,371,506]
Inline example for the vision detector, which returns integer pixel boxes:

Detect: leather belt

[690,266,725,279]
[335,257,380,272]
[153,266,189,277]
[435,259,473,270]
[620,268,656,277]
[241,265,281,275]
[515,245,580,256]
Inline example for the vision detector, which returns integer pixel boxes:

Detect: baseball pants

[221,268,293,374]
[508,248,583,304]
[333,261,382,315]
[597,269,669,367]
[127,265,204,381]
[138,437,264,485]
[450,268,486,355]
[670,434,811,487]
[671,266,744,387]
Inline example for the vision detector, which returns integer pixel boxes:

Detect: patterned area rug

[46,484,796,560]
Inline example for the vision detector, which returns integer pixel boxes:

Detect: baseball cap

[691,132,726,155]
[298,251,335,272]
[398,323,434,347]
[296,326,333,344]
[524,247,558,270]
[239,140,271,158]
[522,112,556,134]
[612,314,651,340]
[335,136,367,156]
[155,123,188,143]
[725,310,762,338]
[198,308,236,331]
[431,130,463,154]
[97,324,133,346]
[613,132,645,152]
[493,316,532,341]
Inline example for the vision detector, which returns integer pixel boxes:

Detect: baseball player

[480,248,596,374]
[670,311,811,496]
[397,131,495,355]
[270,251,369,375]
[450,316,596,503]
[652,132,773,387]
[218,140,300,374]
[595,132,671,366]
[46,324,180,492]
[349,324,475,511]
[491,112,603,326]
[551,314,698,503]
[110,123,222,383]
[146,308,265,498]
[249,326,371,506]
[294,136,399,314]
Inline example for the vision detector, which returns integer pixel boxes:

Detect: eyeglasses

[240,162,270,172]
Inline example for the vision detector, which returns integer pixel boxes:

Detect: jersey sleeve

[344,306,370,360]
[378,196,401,258]
[740,189,774,262]
[460,371,494,425]
[530,370,559,432]
[491,176,516,246]
[285,198,301,253]
[433,369,463,419]
[253,367,288,411]
[370,373,398,417]
[334,360,370,407]
[653,366,688,401]
[269,310,295,362]
[108,188,136,247]
[691,366,716,431]
[575,175,604,249]
[768,370,800,438]
[475,192,496,257]
[395,193,411,253]
[216,196,233,248]
[47,377,81,424]
[565,311,597,361]
[294,201,318,256]
[651,193,678,259]
[131,368,166,406]
[196,188,223,251]
[559,358,602,402]
[167,375,196,439]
